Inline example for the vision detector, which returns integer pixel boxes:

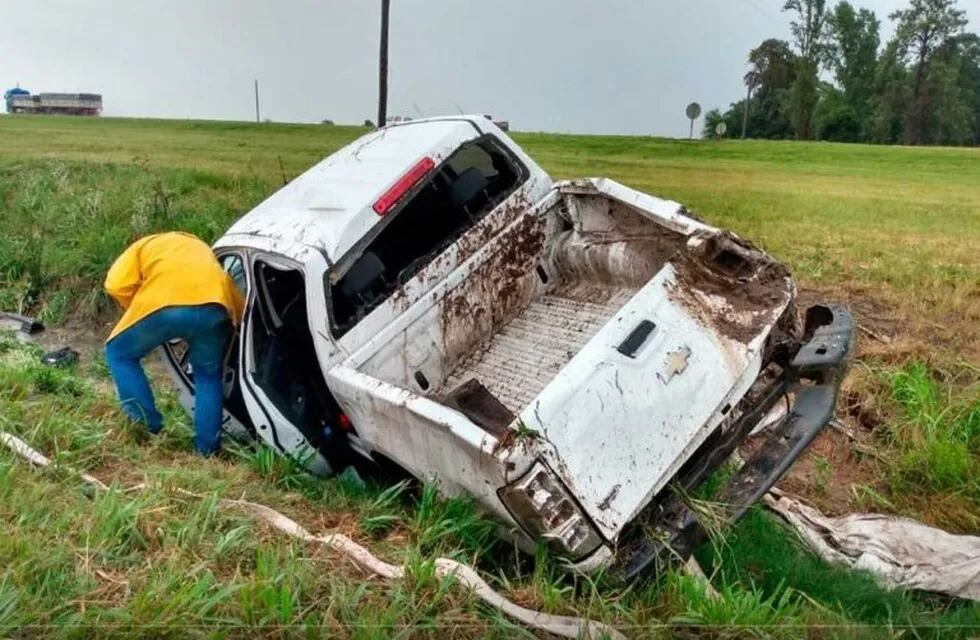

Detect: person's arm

[104,238,148,309]
[229,283,246,325]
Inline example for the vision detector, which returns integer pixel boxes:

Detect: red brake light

[337,412,353,432]
[372,156,435,216]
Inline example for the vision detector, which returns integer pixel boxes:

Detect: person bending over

[104,232,244,456]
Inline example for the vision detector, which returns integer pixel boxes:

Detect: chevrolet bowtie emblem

[659,346,691,384]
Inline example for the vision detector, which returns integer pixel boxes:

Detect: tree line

[704,0,979,145]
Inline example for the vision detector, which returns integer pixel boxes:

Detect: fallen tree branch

[856,323,891,344]
[683,556,720,601]
[828,419,887,462]
[0,432,110,491]
[1,432,625,640]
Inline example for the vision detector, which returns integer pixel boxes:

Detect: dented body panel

[163,117,848,576]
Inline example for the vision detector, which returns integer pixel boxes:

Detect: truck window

[329,136,526,336]
[221,254,247,296]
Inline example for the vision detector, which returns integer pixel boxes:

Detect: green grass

[1,116,978,339]
[885,362,979,502]
[0,115,978,636]
[1,116,977,352]
[0,159,268,316]
[695,508,979,637]
[0,334,976,636]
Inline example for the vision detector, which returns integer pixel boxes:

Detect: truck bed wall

[353,192,687,414]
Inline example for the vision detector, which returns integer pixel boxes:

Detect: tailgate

[515,256,791,540]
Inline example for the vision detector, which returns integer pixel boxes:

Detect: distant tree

[783,0,829,139]
[742,39,798,138]
[952,33,980,144]
[748,39,799,89]
[363,119,375,128]
[826,2,880,136]
[869,40,913,143]
[734,39,798,139]
[742,72,759,140]
[708,0,977,146]
[889,0,968,144]
[702,108,734,138]
[924,32,980,144]
[926,58,972,143]
[814,86,863,140]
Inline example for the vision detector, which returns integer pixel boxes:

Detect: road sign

[686,102,702,139]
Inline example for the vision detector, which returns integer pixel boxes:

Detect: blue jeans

[106,304,231,456]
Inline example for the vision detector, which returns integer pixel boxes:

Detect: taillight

[372,156,435,216]
[498,461,603,559]
[337,412,353,432]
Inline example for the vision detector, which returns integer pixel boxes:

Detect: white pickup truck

[163,116,852,578]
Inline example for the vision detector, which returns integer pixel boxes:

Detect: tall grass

[0,160,268,317]
[886,362,979,503]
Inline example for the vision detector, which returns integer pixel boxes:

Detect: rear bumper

[610,304,853,581]
[721,305,853,519]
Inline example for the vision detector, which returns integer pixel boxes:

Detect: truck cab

[163,116,852,577]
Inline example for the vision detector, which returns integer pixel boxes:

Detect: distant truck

[4,88,102,116]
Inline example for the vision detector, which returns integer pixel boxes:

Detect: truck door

[238,254,333,475]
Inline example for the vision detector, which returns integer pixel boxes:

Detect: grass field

[0,115,977,637]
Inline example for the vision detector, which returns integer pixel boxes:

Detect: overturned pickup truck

[163,116,852,578]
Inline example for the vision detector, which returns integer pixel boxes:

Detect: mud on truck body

[162,116,852,578]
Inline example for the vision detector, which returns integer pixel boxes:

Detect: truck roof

[222,117,490,262]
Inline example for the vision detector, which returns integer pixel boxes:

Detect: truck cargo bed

[444,286,634,412]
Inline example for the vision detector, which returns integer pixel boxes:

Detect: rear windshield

[328,135,526,336]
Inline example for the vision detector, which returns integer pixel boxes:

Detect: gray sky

[2,0,976,137]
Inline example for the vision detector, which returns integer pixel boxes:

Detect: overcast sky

[2,0,976,137]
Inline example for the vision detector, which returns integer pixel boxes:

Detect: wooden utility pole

[254,79,261,123]
[377,0,390,128]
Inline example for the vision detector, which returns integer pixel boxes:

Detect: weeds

[412,484,498,559]
[885,361,978,500]
[696,508,980,636]
[669,573,805,633]
[813,456,832,495]
[0,327,975,637]
[359,480,408,536]
[0,159,267,320]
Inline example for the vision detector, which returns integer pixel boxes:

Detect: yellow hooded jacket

[104,232,245,341]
